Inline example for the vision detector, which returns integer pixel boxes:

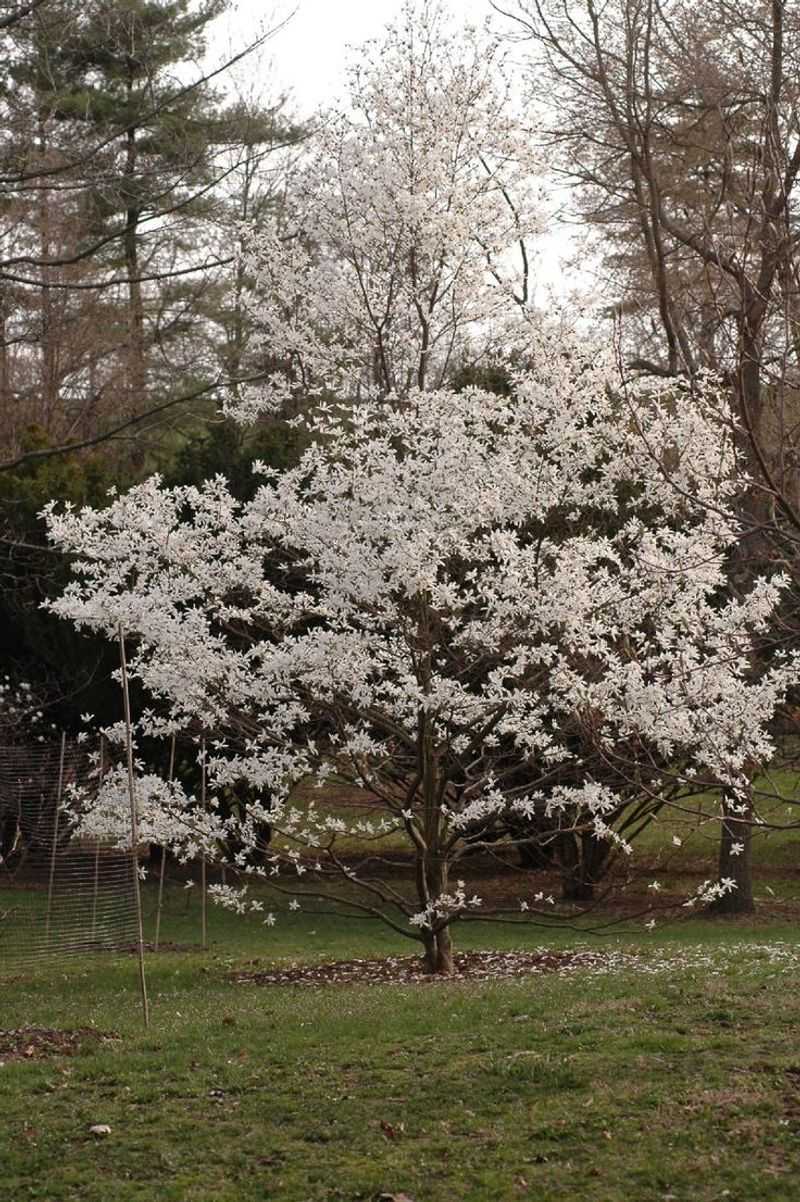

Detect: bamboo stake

[154,733,175,952]
[45,732,66,945]
[200,735,208,951]
[91,734,105,943]
[118,626,150,1029]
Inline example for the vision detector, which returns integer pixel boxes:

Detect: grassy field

[2,770,799,1200]
[3,875,800,1202]
[286,763,800,863]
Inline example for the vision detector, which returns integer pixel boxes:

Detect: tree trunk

[707,317,764,918]
[557,831,594,902]
[708,791,755,915]
[0,284,9,426]
[124,216,145,396]
[37,113,59,431]
[123,83,146,440]
[124,207,145,410]
[557,829,614,902]
[422,925,454,974]
[418,839,455,973]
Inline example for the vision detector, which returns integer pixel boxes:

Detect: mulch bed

[231,948,602,987]
[0,1027,119,1064]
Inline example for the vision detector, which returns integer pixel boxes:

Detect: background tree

[197,66,305,406]
[233,0,542,423]
[0,0,298,471]
[502,0,800,911]
[0,0,301,728]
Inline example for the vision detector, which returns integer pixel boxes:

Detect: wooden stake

[91,734,105,943]
[200,735,208,951]
[118,626,150,1029]
[154,733,175,953]
[45,732,66,945]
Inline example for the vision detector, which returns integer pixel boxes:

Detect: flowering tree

[232,0,542,421]
[44,330,794,972]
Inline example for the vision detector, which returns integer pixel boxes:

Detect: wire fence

[0,736,140,974]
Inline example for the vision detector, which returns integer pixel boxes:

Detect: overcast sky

[211,0,587,300]
[217,0,500,115]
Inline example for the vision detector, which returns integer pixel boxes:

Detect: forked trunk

[557,831,608,902]
[416,823,456,973]
[422,925,454,975]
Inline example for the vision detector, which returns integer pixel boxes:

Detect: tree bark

[709,790,755,915]
[36,112,58,430]
[124,146,145,414]
[419,834,455,973]
[0,284,9,421]
[123,68,146,436]
[422,925,454,974]
[558,831,590,901]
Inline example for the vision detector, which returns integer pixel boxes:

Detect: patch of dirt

[0,1027,119,1064]
[232,948,602,987]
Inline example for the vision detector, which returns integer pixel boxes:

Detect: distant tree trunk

[516,839,554,870]
[37,113,59,430]
[709,789,755,915]
[711,318,766,919]
[124,215,145,409]
[123,79,146,436]
[557,831,589,901]
[557,829,611,902]
[0,283,9,418]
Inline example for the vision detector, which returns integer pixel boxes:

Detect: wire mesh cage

[0,736,140,974]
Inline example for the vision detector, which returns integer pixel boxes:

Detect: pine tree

[50,1,227,431]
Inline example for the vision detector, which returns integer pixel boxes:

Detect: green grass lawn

[286,763,800,885]
[3,882,800,1202]
[626,769,800,903]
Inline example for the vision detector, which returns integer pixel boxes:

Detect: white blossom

[230,1,542,422]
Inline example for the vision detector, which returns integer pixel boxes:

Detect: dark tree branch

[0,372,269,472]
